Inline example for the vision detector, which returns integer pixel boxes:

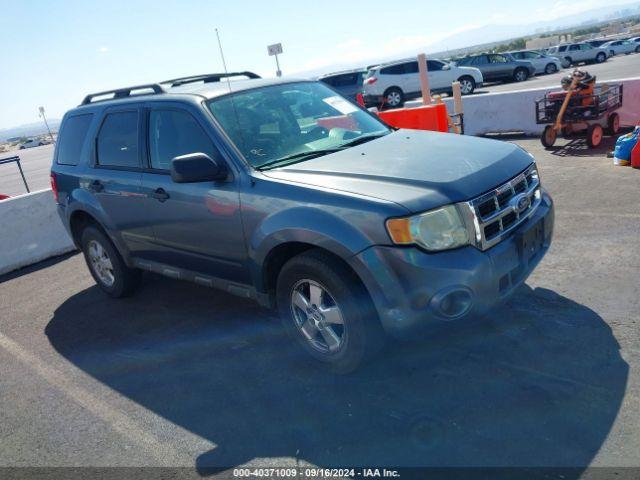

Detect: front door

[140,104,248,283]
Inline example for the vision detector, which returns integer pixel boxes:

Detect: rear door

[140,102,247,282]
[487,54,511,79]
[87,106,154,254]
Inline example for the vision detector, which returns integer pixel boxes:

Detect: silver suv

[546,43,608,67]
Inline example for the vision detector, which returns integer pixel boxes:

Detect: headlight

[386,204,470,251]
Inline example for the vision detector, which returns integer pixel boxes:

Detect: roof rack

[81,83,166,105]
[161,71,261,87]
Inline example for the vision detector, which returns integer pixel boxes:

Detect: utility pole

[38,106,55,142]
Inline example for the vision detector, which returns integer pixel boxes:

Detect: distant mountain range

[0,120,61,142]
[294,1,640,78]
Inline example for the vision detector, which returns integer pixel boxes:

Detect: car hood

[261,130,534,213]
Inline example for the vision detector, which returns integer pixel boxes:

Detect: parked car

[601,39,638,56]
[545,43,608,67]
[507,50,563,75]
[362,58,483,108]
[318,68,367,100]
[51,73,554,372]
[19,138,48,149]
[454,53,536,83]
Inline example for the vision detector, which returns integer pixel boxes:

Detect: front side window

[427,60,444,71]
[148,110,218,170]
[580,44,592,50]
[96,111,139,168]
[207,82,389,169]
[57,114,93,165]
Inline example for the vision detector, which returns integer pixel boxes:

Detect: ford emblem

[512,194,530,214]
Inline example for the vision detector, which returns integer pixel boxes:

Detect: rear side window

[148,110,217,170]
[380,64,406,75]
[56,114,93,165]
[96,111,139,168]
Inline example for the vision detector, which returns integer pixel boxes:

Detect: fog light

[430,287,473,319]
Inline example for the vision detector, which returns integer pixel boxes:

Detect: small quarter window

[56,114,93,166]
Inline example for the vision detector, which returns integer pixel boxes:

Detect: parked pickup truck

[51,73,554,372]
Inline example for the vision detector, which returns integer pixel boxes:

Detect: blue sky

[1,0,638,129]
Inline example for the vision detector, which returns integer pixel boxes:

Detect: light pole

[38,106,55,143]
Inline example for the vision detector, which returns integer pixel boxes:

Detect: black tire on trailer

[587,124,604,148]
[541,125,557,148]
[607,112,621,135]
[276,249,385,373]
[80,226,141,298]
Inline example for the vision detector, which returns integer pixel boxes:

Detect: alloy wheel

[459,79,473,94]
[290,279,346,354]
[386,91,402,107]
[87,240,115,287]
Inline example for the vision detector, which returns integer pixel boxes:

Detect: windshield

[207,82,390,168]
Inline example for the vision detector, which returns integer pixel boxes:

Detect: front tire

[541,125,557,148]
[596,52,606,63]
[383,87,404,108]
[81,226,141,298]
[513,68,529,82]
[457,76,476,95]
[276,250,384,373]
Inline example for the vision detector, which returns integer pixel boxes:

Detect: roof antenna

[215,28,233,94]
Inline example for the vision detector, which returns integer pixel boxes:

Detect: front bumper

[349,189,554,337]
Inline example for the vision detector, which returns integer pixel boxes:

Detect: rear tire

[513,68,529,82]
[587,124,603,148]
[607,113,621,135]
[564,57,572,67]
[541,125,557,148]
[383,87,404,108]
[596,52,606,63]
[81,226,141,298]
[545,63,558,74]
[276,249,385,373]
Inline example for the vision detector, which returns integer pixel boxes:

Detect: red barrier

[631,137,640,169]
[376,103,449,133]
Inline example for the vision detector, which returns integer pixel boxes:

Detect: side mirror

[170,153,228,183]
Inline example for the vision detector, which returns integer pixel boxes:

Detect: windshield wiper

[255,132,390,171]
[256,148,342,171]
[337,131,389,148]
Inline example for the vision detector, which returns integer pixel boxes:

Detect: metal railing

[0,155,30,194]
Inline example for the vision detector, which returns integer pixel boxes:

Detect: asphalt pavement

[477,51,640,94]
[0,144,54,197]
[1,137,639,477]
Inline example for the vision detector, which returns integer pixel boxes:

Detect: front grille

[466,164,541,250]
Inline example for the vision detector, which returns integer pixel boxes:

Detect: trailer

[535,82,623,149]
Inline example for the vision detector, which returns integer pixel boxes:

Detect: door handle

[151,188,170,202]
[88,180,104,192]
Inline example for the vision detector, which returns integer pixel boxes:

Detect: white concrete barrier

[0,189,75,276]
[406,76,640,136]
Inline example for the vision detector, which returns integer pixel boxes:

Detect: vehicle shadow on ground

[44,275,627,477]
